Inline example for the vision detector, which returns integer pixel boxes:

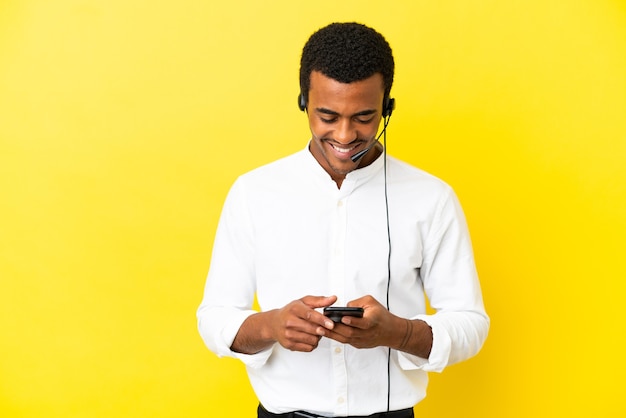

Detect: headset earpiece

[298,93,307,111]
[383,97,395,118]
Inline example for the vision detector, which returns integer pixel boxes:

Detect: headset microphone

[350,102,394,163]
[350,148,370,162]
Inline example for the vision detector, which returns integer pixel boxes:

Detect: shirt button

[334,347,342,354]
[338,397,345,404]
[337,200,344,207]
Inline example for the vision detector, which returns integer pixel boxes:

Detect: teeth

[331,144,356,153]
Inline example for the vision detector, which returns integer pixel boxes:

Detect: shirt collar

[302,140,385,190]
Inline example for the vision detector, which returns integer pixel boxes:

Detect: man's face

[307,71,386,185]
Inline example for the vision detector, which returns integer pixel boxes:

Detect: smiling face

[307,71,386,187]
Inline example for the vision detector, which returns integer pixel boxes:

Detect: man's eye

[321,117,337,124]
[356,117,375,124]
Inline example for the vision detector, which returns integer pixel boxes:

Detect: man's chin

[328,161,355,176]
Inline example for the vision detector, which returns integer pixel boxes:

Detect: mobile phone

[323,306,364,323]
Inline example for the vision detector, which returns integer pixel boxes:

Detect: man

[197,22,489,418]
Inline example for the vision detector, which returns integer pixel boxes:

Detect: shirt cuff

[221,310,275,369]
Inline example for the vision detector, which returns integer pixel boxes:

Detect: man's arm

[231,296,338,354]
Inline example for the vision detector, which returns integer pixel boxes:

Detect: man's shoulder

[387,156,451,190]
[384,157,460,215]
[237,148,308,185]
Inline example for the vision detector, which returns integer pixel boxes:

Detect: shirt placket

[329,192,348,416]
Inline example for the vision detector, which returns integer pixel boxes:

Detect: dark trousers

[258,404,414,418]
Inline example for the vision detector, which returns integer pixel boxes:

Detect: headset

[298,92,395,118]
[299,92,395,162]
[299,89,396,412]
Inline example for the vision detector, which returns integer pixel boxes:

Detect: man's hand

[231,295,337,354]
[323,295,395,349]
[269,295,337,352]
[324,295,433,358]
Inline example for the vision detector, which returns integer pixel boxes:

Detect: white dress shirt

[197,144,489,416]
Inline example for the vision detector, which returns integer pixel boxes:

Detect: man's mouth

[329,142,359,155]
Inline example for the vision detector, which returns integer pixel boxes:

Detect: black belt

[258,404,414,418]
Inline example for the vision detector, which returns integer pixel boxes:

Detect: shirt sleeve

[397,187,490,372]
[196,178,275,368]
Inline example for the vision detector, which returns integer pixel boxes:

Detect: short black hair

[299,22,395,107]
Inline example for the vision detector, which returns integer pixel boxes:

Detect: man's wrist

[398,318,414,351]
[390,317,433,359]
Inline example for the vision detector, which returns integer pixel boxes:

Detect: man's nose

[334,119,357,144]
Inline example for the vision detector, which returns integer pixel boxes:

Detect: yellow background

[1,0,625,417]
